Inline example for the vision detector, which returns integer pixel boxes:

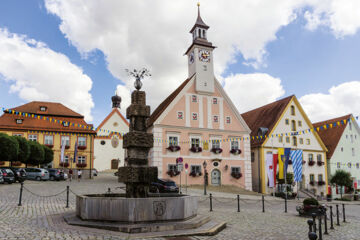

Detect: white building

[314,114,360,197]
[94,94,129,171]
[241,95,328,196]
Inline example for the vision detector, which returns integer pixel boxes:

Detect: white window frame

[64,155,69,163]
[61,136,70,146]
[226,116,231,124]
[212,98,218,104]
[231,166,241,174]
[168,136,179,147]
[192,112,198,121]
[210,135,221,150]
[44,135,53,145]
[16,119,23,124]
[28,135,37,142]
[191,165,201,174]
[168,164,177,172]
[78,136,87,147]
[337,162,341,169]
[230,139,239,150]
[213,115,219,123]
[192,95,197,103]
[77,156,86,164]
[177,111,184,120]
[190,137,200,148]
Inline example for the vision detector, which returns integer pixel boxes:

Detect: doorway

[111,159,119,169]
[211,169,221,186]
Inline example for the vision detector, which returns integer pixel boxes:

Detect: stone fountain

[65,69,225,236]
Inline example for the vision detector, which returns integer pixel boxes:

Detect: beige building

[241,95,328,196]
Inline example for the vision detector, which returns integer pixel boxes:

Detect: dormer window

[62,122,69,127]
[16,119,23,124]
[40,106,47,112]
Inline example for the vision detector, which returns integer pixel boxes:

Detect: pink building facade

[148,6,252,190]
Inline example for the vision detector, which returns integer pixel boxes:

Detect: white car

[63,172,68,180]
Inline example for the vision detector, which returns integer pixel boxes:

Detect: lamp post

[203,161,207,195]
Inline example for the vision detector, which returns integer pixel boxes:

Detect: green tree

[330,170,353,198]
[12,136,30,166]
[0,133,19,162]
[42,145,54,165]
[28,141,45,167]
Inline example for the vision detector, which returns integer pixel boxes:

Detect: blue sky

[0,0,360,126]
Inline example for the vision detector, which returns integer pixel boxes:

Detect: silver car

[24,168,50,181]
[0,171,4,184]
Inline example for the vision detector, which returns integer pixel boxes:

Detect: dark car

[0,171,4,184]
[48,169,65,181]
[5,167,27,183]
[150,179,179,193]
[0,168,16,184]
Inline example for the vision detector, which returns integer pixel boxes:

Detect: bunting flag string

[1,107,359,144]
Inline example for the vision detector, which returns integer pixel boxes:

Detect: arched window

[291,120,296,131]
[203,29,206,38]
[290,105,295,115]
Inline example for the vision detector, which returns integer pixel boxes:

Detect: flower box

[12,161,22,166]
[309,181,315,186]
[78,145,87,150]
[166,170,180,177]
[166,145,181,152]
[308,161,315,166]
[59,162,69,167]
[45,144,54,148]
[190,146,202,153]
[230,149,242,155]
[317,161,324,166]
[0,161,5,166]
[288,160,293,165]
[189,171,202,177]
[302,160,306,165]
[62,145,70,149]
[211,148,223,154]
[318,180,325,186]
[76,163,87,168]
[231,172,242,179]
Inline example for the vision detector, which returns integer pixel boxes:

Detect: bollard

[66,186,69,208]
[262,195,265,213]
[284,194,288,213]
[323,208,328,235]
[308,232,318,240]
[307,219,314,233]
[336,204,340,226]
[237,195,240,212]
[330,206,334,229]
[209,193,213,212]
[312,213,317,232]
[18,182,24,206]
[342,204,346,223]
[318,214,322,240]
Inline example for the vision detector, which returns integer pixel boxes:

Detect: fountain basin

[76,194,198,223]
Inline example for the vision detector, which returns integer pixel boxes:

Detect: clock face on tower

[199,49,211,62]
[189,51,194,64]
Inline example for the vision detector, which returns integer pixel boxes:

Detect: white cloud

[299,81,360,122]
[0,28,94,121]
[223,73,285,113]
[115,84,131,115]
[304,0,360,37]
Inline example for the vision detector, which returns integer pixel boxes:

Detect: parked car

[150,179,179,193]
[47,169,64,181]
[0,171,4,184]
[63,172,68,180]
[92,169,98,177]
[4,167,27,183]
[24,168,50,181]
[0,168,16,184]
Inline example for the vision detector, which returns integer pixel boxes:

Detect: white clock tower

[185,3,216,94]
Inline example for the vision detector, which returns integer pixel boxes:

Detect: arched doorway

[211,169,221,186]
[111,159,119,170]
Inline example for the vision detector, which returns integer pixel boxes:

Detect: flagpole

[272,137,275,197]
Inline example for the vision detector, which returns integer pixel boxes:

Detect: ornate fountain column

[118,69,158,198]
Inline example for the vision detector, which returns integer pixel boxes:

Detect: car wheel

[50,176,54,181]
[35,176,41,181]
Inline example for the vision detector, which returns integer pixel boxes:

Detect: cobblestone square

[0,173,359,240]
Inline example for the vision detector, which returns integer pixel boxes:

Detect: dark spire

[112,91,121,108]
[190,2,209,33]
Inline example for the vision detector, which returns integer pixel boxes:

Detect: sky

[0,0,360,127]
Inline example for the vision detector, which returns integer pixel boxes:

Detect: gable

[96,109,129,136]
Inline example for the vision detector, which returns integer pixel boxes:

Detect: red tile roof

[313,114,351,159]
[241,95,294,147]
[0,101,95,134]
[147,76,192,127]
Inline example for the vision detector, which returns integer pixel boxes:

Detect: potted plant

[288,160,293,165]
[231,172,242,179]
[0,161,5,165]
[166,170,180,177]
[302,160,306,165]
[230,149,242,155]
[190,146,202,153]
[77,145,87,150]
[76,163,87,168]
[59,162,69,167]
[309,180,315,186]
[166,145,181,152]
[317,161,324,166]
[296,198,324,216]
[317,180,325,186]
[308,160,315,166]
[211,147,223,154]
[64,145,70,150]
[12,161,22,166]
[189,171,202,177]
[45,144,54,148]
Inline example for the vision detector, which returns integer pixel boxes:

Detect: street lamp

[203,161,207,195]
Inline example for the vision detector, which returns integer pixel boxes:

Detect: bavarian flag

[278,148,284,179]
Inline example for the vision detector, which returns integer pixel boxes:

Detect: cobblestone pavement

[0,173,359,240]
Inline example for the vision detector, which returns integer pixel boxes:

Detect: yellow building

[0,101,96,177]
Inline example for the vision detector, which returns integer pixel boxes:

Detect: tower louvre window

[40,106,47,111]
